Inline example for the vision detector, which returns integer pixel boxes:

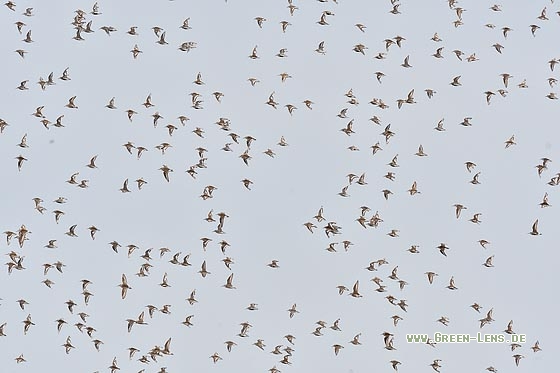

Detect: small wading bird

[529,219,541,235]
[119,274,131,299]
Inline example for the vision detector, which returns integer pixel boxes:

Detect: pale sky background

[0,0,558,372]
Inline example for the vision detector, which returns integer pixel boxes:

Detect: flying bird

[119,274,131,299]
[529,219,541,235]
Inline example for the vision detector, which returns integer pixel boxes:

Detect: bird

[505,135,516,148]
[287,304,299,318]
[120,179,131,193]
[337,108,348,118]
[315,40,326,54]
[483,256,494,268]
[17,299,29,310]
[108,357,120,372]
[62,336,75,354]
[119,274,131,299]
[430,360,442,372]
[485,91,495,105]
[470,213,482,224]
[350,280,362,297]
[157,32,168,45]
[99,25,116,35]
[280,21,291,33]
[332,344,344,355]
[45,239,58,248]
[86,155,98,169]
[433,47,444,58]
[249,45,259,59]
[447,277,458,290]
[348,333,362,345]
[469,303,483,313]
[338,186,350,197]
[23,30,33,43]
[159,165,173,182]
[384,334,396,350]
[180,18,192,29]
[127,26,138,35]
[15,155,27,171]
[285,104,296,115]
[55,318,67,333]
[223,274,236,289]
[415,145,428,156]
[105,97,117,109]
[16,80,29,90]
[375,71,386,84]
[390,360,402,371]
[246,303,258,311]
[454,204,467,218]
[408,181,420,195]
[493,43,504,53]
[186,290,197,305]
[254,339,266,350]
[529,219,541,235]
[317,13,329,25]
[503,320,515,334]
[4,1,16,11]
[225,340,237,352]
[194,72,204,85]
[199,261,210,277]
[387,229,399,237]
[470,172,481,185]
[254,17,266,28]
[478,240,490,248]
[388,154,399,167]
[124,109,138,122]
[434,118,446,131]
[22,314,35,334]
[241,179,253,190]
[160,272,170,288]
[401,55,412,68]
[333,283,348,294]
[131,44,142,58]
[65,224,78,237]
[266,92,278,108]
[284,334,296,345]
[390,3,401,14]
[437,243,450,257]
[407,245,420,254]
[52,210,65,224]
[450,76,462,86]
[65,96,78,109]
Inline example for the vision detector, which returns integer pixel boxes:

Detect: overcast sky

[0,0,558,372]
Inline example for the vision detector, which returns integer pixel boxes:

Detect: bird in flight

[119,274,131,299]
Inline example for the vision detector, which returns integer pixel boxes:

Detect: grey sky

[0,0,558,372]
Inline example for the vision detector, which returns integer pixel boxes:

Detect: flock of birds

[0,0,558,372]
